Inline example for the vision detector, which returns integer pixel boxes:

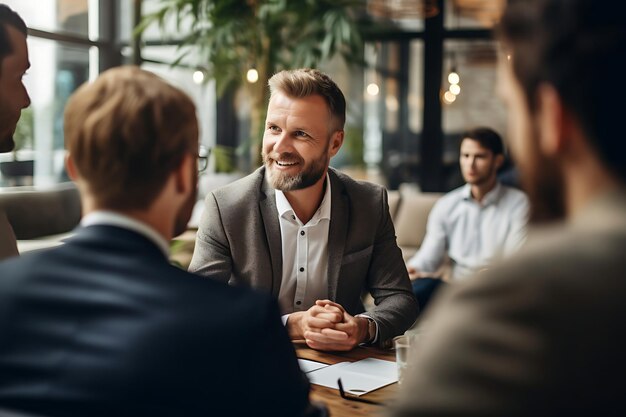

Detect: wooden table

[294,342,398,417]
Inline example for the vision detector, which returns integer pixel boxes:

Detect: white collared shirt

[407,182,529,281]
[81,211,170,257]
[274,174,379,343]
[276,174,332,316]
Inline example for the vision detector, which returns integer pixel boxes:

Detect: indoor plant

[138,0,367,166]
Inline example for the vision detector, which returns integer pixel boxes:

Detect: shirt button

[296,301,302,306]
[300,230,305,236]
[299,267,304,272]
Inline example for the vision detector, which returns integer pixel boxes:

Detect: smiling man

[190,68,417,351]
[0,4,30,261]
[406,127,529,309]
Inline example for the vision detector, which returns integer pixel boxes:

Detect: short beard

[520,124,566,224]
[0,98,17,152]
[173,161,198,237]
[0,134,15,153]
[464,169,496,188]
[263,150,328,192]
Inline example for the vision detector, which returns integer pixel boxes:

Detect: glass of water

[393,334,411,385]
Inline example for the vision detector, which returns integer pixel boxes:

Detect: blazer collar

[71,224,168,261]
[326,168,349,300]
[259,167,283,298]
[81,211,169,257]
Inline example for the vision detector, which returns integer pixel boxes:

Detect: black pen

[337,378,385,406]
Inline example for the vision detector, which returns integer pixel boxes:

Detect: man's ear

[536,83,571,156]
[328,130,344,158]
[494,154,505,171]
[65,153,79,181]
[174,153,195,194]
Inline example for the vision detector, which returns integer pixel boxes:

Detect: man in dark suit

[190,69,418,351]
[0,4,30,260]
[389,0,626,416]
[0,66,315,417]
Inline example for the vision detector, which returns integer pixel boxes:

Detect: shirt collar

[462,181,502,207]
[81,211,170,257]
[275,173,332,225]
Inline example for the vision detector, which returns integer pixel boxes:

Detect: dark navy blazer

[0,225,310,417]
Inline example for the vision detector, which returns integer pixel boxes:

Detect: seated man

[0,5,30,260]
[390,0,626,415]
[407,127,529,310]
[0,67,315,417]
[190,68,418,351]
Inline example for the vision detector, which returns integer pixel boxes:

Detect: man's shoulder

[209,167,265,204]
[431,185,467,210]
[330,167,385,197]
[0,243,62,277]
[469,218,626,298]
[499,184,529,204]
[439,218,626,365]
[0,242,276,320]
[442,185,468,200]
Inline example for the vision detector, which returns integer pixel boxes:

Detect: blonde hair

[64,66,198,210]
[268,68,346,131]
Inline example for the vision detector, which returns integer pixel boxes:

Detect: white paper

[298,359,329,373]
[306,358,397,396]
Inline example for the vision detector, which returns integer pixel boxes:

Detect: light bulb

[443,91,456,103]
[449,84,461,95]
[366,83,380,96]
[193,70,205,84]
[448,71,460,85]
[247,68,259,83]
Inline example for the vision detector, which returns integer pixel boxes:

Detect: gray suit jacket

[190,167,418,345]
[389,189,626,417]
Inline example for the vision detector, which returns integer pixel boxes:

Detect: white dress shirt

[407,182,529,281]
[81,211,170,257]
[276,175,332,316]
[275,175,379,343]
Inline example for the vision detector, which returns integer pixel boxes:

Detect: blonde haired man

[0,67,315,417]
[191,68,418,351]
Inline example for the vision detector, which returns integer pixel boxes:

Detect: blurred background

[0,0,507,194]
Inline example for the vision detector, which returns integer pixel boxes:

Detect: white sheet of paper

[298,359,329,373]
[345,358,398,380]
[306,358,397,396]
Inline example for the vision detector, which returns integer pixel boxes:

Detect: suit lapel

[259,168,283,298]
[327,169,349,301]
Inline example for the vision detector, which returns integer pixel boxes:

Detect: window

[0,0,112,187]
[139,0,217,173]
[445,0,503,29]
[4,0,91,38]
[441,40,505,190]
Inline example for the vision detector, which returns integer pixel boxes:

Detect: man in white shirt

[0,4,30,261]
[190,68,418,351]
[407,127,529,309]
